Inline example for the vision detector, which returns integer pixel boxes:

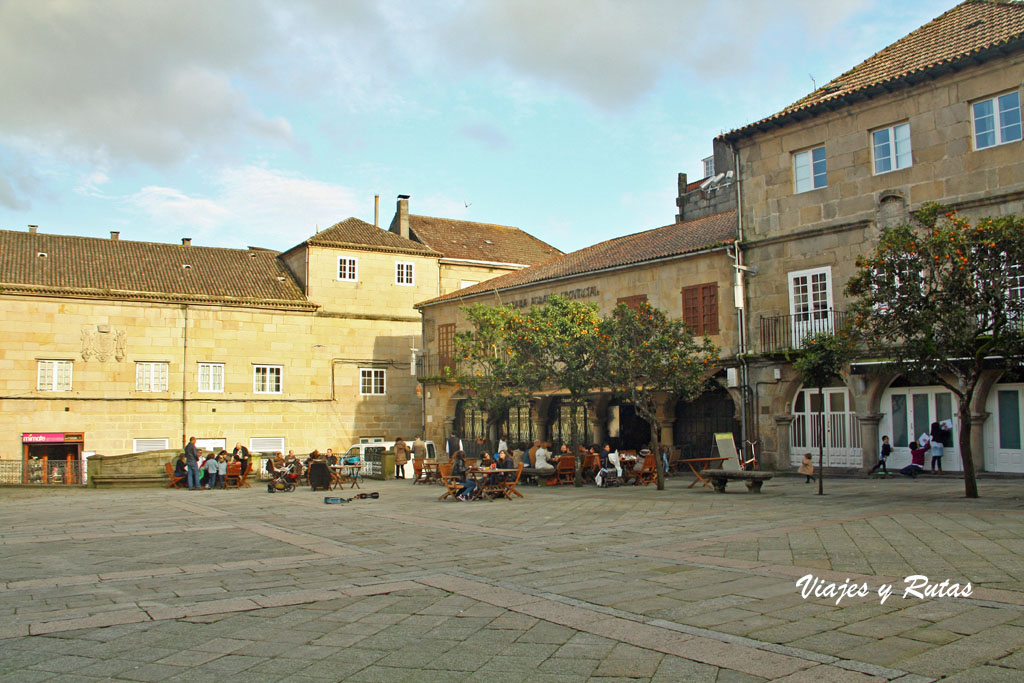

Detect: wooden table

[418,461,441,485]
[465,467,518,500]
[329,464,362,489]
[678,457,729,489]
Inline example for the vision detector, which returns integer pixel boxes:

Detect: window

[136,362,169,392]
[253,365,282,394]
[360,368,386,395]
[681,283,718,335]
[789,267,833,342]
[972,91,1022,150]
[616,294,648,311]
[872,123,912,174]
[395,262,414,286]
[250,437,285,453]
[793,146,827,193]
[198,362,224,393]
[702,156,714,178]
[37,360,72,392]
[438,323,456,368]
[337,256,358,281]
[133,438,170,453]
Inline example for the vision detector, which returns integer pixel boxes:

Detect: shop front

[21,432,84,484]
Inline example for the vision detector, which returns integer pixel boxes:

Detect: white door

[789,267,833,345]
[881,387,959,471]
[988,386,1024,473]
[790,387,861,467]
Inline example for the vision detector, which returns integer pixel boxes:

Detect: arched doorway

[605,402,651,451]
[674,385,741,459]
[546,398,593,448]
[790,383,861,468]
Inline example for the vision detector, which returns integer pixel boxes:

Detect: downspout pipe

[728,143,753,453]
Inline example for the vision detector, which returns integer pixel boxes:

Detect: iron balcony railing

[416,353,459,381]
[758,309,850,353]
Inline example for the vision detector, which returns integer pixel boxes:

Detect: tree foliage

[846,204,1024,498]
[597,301,719,489]
[453,303,539,438]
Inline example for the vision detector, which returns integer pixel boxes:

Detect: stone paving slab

[1,476,1024,680]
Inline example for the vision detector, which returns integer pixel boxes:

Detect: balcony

[416,353,458,381]
[758,309,849,354]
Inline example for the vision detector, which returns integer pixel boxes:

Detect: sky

[0,0,955,255]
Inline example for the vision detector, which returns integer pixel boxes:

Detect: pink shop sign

[22,433,66,443]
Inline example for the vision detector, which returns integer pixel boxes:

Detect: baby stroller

[267,465,298,493]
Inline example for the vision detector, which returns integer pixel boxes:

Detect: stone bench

[702,470,773,493]
[90,473,166,488]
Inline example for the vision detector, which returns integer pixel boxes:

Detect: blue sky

[0,0,954,255]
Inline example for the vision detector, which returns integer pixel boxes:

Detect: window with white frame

[702,156,714,178]
[198,362,224,393]
[360,368,386,395]
[337,256,358,281]
[972,91,1022,150]
[789,267,834,343]
[136,362,169,392]
[793,146,827,193]
[37,360,72,392]
[253,365,282,394]
[395,262,414,286]
[872,122,912,174]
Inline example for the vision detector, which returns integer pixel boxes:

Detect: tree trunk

[571,398,583,487]
[958,395,979,499]
[817,385,825,496]
[650,419,665,490]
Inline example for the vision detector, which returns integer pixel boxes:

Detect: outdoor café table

[420,460,441,484]
[329,464,362,489]
[465,467,518,500]
[678,457,729,489]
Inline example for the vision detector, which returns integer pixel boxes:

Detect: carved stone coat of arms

[81,326,126,362]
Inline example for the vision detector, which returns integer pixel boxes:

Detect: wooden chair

[666,449,681,475]
[238,462,253,488]
[439,463,463,501]
[552,455,575,485]
[635,452,657,486]
[581,451,599,481]
[224,462,242,488]
[412,458,425,484]
[164,462,185,489]
[503,463,525,499]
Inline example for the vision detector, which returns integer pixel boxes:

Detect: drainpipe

[730,143,753,451]
[181,304,189,446]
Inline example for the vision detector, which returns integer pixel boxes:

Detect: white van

[341,440,437,478]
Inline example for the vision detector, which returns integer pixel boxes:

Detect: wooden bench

[702,470,773,493]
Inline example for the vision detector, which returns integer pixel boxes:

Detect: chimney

[110,231,120,241]
[389,195,410,239]
[374,194,380,227]
[28,225,38,234]
[181,237,192,246]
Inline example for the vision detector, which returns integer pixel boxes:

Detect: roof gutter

[438,257,532,269]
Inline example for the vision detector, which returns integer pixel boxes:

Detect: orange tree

[453,303,539,447]
[596,301,718,490]
[846,204,1024,499]
[516,295,602,486]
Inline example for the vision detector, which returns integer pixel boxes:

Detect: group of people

[392,436,429,479]
[177,438,252,490]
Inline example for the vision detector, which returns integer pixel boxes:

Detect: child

[900,440,929,478]
[216,453,227,489]
[799,453,815,483]
[868,436,892,476]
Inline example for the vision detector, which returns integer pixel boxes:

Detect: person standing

[799,453,815,483]
[184,437,200,490]
[868,436,892,476]
[393,437,409,479]
[216,452,227,489]
[413,435,427,460]
[929,421,946,474]
[445,432,463,462]
[204,453,219,489]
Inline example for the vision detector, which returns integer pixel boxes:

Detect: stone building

[717,0,1024,473]
[415,210,741,458]
[0,197,559,478]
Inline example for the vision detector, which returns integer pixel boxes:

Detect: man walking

[184,436,201,490]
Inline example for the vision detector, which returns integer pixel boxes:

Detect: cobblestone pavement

[1,474,1023,682]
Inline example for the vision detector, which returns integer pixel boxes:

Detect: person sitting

[595,444,621,487]
[232,443,250,477]
[512,444,526,468]
[451,450,476,501]
[534,442,555,474]
[173,454,187,479]
[308,456,332,491]
[900,440,929,478]
[325,448,337,466]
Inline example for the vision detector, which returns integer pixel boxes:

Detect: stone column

[857,413,882,471]
[588,394,610,446]
[969,412,990,472]
[772,415,794,471]
[531,397,552,444]
[654,394,676,448]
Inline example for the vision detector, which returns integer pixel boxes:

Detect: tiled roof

[417,210,736,308]
[409,215,562,265]
[723,0,1024,140]
[303,217,440,256]
[0,230,314,308]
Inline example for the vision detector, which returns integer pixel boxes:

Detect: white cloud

[124,166,364,249]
